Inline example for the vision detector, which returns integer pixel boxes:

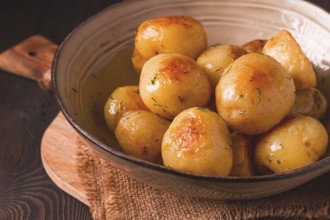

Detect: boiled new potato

[289,87,327,119]
[196,44,247,90]
[230,132,256,177]
[254,115,328,174]
[104,86,148,132]
[139,54,211,119]
[115,110,171,163]
[216,53,296,134]
[242,39,266,53]
[162,107,233,176]
[262,30,317,90]
[133,15,207,73]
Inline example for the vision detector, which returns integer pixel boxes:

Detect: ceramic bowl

[52,0,330,200]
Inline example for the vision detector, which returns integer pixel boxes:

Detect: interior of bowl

[52,0,330,186]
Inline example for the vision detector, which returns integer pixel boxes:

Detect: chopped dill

[151,74,157,85]
[256,87,262,103]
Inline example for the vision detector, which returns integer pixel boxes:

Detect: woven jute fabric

[76,141,330,220]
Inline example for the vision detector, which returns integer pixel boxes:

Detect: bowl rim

[52,0,330,184]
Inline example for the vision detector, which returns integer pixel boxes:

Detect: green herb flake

[151,74,157,85]
[197,107,208,112]
[238,110,246,115]
[151,97,158,103]
[222,64,232,76]
[256,87,262,103]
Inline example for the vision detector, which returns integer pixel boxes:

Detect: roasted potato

[262,30,317,90]
[162,107,233,176]
[104,86,148,132]
[133,15,207,73]
[139,54,211,119]
[242,39,266,53]
[115,110,171,163]
[254,115,329,174]
[215,53,296,134]
[196,44,247,90]
[230,132,256,177]
[289,87,327,119]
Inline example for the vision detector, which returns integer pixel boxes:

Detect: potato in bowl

[103,15,328,178]
[52,0,330,200]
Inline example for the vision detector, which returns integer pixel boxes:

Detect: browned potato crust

[263,30,317,90]
[133,15,207,73]
[216,53,296,134]
[139,54,211,119]
[242,39,266,53]
[162,107,233,176]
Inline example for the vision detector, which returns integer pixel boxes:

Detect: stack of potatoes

[104,16,329,177]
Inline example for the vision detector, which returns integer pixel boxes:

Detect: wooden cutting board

[40,112,89,206]
[0,35,88,205]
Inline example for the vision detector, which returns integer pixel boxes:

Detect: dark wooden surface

[0,1,329,219]
[0,1,121,219]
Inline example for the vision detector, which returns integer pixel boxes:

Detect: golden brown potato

[139,54,211,119]
[196,44,247,90]
[104,86,148,132]
[254,115,328,174]
[230,132,256,177]
[242,39,266,53]
[262,29,317,90]
[216,53,296,134]
[133,15,207,73]
[115,110,171,163]
[161,107,233,176]
[289,88,327,119]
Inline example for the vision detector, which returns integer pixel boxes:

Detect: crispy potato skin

[139,54,211,119]
[162,107,233,176]
[115,110,170,163]
[230,132,256,177]
[289,87,327,119]
[242,39,266,53]
[262,30,317,90]
[254,115,329,174]
[196,44,247,90]
[133,15,207,73]
[216,53,296,134]
[104,86,148,132]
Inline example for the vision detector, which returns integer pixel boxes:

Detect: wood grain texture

[0,35,57,91]
[0,0,121,219]
[41,113,89,206]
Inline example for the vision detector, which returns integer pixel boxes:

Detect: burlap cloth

[76,140,330,220]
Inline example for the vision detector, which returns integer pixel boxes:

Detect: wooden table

[0,1,329,219]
